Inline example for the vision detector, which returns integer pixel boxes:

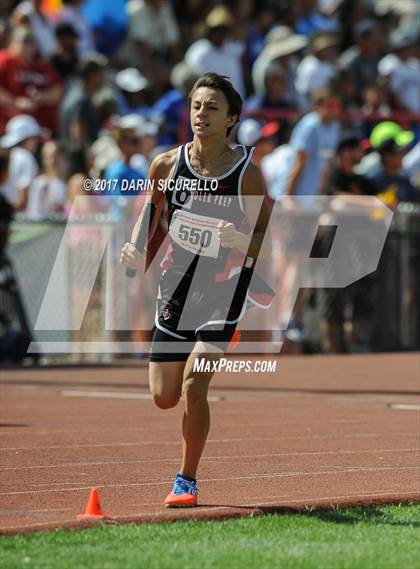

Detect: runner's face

[190,87,236,139]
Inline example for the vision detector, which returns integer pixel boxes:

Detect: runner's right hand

[120,242,145,270]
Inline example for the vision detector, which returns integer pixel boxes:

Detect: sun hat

[115,68,149,93]
[0,115,48,148]
[205,5,235,29]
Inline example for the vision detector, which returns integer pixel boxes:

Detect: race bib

[169,210,221,258]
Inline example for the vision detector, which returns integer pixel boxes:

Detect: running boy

[120,73,271,507]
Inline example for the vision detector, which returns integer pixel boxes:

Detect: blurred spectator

[402,141,420,188]
[65,142,102,216]
[295,31,338,108]
[0,114,44,213]
[153,61,200,146]
[330,68,358,111]
[106,116,149,181]
[247,61,296,112]
[60,52,107,147]
[247,61,297,144]
[0,0,12,35]
[11,0,56,58]
[0,26,63,134]
[356,120,415,179]
[0,149,10,203]
[58,0,95,55]
[320,133,378,353]
[378,27,420,114]
[372,139,418,207]
[105,116,149,220]
[50,22,79,83]
[26,140,67,220]
[353,78,392,139]
[128,116,159,170]
[185,5,246,98]
[244,2,277,68]
[339,19,382,105]
[81,0,128,58]
[0,192,32,363]
[126,0,180,60]
[237,118,279,168]
[270,87,341,199]
[328,134,377,196]
[252,26,307,104]
[295,0,338,37]
[114,67,154,118]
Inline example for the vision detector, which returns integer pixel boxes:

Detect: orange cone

[77,487,109,520]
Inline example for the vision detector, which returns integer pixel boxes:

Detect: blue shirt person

[270,89,341,200]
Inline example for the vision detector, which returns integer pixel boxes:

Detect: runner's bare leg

[180,341,223,479]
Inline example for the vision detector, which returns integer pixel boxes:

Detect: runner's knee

[153,392,180,409]
[182,376,209,405]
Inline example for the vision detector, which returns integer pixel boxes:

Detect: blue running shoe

[164,473,198,508]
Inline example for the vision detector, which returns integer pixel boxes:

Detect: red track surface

[1,353,419,535]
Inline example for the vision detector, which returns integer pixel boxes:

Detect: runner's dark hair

[188,72,242,136]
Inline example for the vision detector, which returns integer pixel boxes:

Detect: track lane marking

[1,447,419,471]
[2,432,419,451]
[1,465,419,496]
[387,404,420,411]
[61,390,225,402]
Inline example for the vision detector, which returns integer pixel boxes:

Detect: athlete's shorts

[149,266,252,363]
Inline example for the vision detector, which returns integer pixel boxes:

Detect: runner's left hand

[217,221,238,248]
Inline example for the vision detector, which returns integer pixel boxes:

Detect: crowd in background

[0,0,419,358]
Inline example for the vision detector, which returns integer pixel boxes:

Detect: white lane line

[61,390,224,403]
[387,404,420,411]
[1,447,419,471]
[1,465,419,496]
[1,432,418,452]
[3,418,414,436]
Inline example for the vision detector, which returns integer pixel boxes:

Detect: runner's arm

[120,149,176,270]
[217,162,271,260]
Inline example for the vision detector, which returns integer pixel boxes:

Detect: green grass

[1,505,420,569]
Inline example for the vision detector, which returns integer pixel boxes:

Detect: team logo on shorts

[162,307,171,321]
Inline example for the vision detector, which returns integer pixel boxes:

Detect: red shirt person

[0,26,62,135]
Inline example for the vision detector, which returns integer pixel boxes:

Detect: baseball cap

[237,119,279,146]
[370,121,414,149]
[0,115,48,148]
[115,68,149,93]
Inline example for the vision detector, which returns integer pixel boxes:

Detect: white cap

[118,114,158,137]
[115,68,149,93]
[0,115,48,148]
